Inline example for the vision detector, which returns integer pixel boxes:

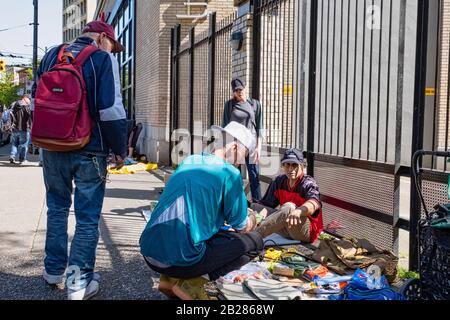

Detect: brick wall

[158,0,235,131]
[232,14,253,95]
[136,0,159,126]
[246,4,295,149]
[134,0,235,164]
[212,16,235,126]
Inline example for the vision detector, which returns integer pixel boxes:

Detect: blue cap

[281,148,304,165]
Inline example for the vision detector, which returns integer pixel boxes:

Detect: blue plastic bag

[339,269,405,300]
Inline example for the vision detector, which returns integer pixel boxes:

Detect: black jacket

[9,101,32,132]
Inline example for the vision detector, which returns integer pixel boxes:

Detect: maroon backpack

[32,44,98,151]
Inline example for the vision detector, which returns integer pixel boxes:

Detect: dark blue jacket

[32,37,127,158]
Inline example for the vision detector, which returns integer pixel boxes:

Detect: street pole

[32,0,39,80]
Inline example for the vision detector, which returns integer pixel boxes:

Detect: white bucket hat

[211,122,256,154]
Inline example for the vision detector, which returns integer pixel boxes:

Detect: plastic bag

[339,269,404,300]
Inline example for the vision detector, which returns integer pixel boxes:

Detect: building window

[111,0,135,121]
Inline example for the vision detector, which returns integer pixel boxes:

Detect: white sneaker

[67,273,101,300]
[43,270,64,285]
[67,279,99,300]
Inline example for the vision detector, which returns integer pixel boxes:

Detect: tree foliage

[0,73,20,108]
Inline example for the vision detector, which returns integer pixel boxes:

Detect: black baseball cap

[231,78,246,91]
[281,148,304,165]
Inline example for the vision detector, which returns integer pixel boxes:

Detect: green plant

[0,73,19,107]
[318,232,334,241]
[397,266,420,280]
[25,68,33,81]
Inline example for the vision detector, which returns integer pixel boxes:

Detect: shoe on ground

[158,274,179,298]
[159,275,210,300]
[9,158,15,164]
[67,278,99,300]
[43,270,64,285]
[172,277,210,300]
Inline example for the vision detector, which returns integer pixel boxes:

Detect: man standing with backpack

[32,21,127,300]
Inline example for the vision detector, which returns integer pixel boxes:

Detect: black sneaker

[9,158,15,164]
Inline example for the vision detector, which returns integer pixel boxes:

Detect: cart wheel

[400,279,421,300]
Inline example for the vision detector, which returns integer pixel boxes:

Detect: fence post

[169,27,175,166]
[175,25,181,131]
[252,0,261,100]
[189,27,195,155]
[306,0,319,177]
[208,12,216,128]
[410,0,429,271]
[170,25,181,166]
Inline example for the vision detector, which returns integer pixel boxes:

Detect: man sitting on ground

[253,148,324,244]
[140,122,263,300]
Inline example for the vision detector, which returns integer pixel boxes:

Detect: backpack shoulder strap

[73,45,99,67]
[249,98,259,113]
[56,44,71,64]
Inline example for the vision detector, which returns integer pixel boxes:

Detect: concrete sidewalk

[0,143,166,300]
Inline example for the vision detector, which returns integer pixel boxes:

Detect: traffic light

[0,59,5,72]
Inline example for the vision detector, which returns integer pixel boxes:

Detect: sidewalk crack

[30,197,46,254]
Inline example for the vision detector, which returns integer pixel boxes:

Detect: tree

[0,73,20,108]
[25,68,33,81]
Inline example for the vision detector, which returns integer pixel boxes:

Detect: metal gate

[170,0,450,270]
[252,0,419,255]
[170,13,235,162]
[409,0,450,269]
[252,0,450,269]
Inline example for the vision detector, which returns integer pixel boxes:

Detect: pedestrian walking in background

[8,94,32,164]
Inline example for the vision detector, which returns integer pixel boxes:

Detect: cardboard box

[273,266,295,278]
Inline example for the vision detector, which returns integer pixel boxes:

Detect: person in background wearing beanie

[140,122,264,300]
[32,20,128,300]
[223,78,264,203]
[253,148,324,244]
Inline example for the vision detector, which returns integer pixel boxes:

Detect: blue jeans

[10,131,30,161]
[246,155,261,202]
[42,150,107,290]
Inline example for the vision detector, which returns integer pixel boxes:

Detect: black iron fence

[170,0,449,271]
[408,0,450,269]
[251,0,412,255]
[253,0,298,149]
[213,15,235,128]
[170,12,236,158]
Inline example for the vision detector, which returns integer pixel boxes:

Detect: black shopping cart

[401,150,450,300]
